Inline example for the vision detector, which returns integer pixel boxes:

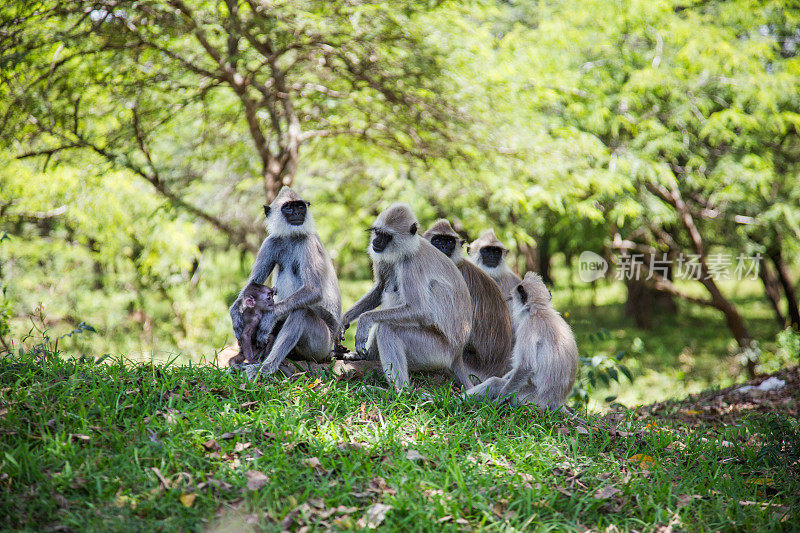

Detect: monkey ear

[263,205,271,217]
[466,245,471,254]
[547,288,552,301]
[305,201,311,206]
[409,222,418,235]
[517,285,528,303]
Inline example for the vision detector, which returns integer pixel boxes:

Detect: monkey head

[422,219,466,263]
[512,272,552,314]
[264,186,314,236]
[240,282,275,313]
[368,203,420,263]
[468,229,508,269]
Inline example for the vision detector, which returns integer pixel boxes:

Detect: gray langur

[422,219,513,382]
[229,187,342,378]
[229,282,276,367]
[468,229,522,317]
[341,203,473,391]
[466,272,578,409]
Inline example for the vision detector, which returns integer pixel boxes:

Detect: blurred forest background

[1,0,799,407]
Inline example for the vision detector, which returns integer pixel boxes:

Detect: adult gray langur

[229,187,341,378]
[468,229,522,318]
[422,219,513,382]
[466,272,578,409]
[341,203,473,391]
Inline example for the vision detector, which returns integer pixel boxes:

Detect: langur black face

[371,229,393,253]
[516,284,528,304]
[480,246,504,268]
[430,234,457,257]
[280,200,309,226]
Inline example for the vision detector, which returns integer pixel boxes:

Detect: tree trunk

[517,240,537,278]
[701,277,756,376]
[536,233,553,285]
[758,262,786,326]
[624,253,677,329]
[769,248,800,330]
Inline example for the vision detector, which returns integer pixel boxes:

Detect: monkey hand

[354,320,371,356]
[338,322,350,343]
[256,312,277,346]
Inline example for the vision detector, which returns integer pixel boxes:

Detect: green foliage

[761,327,800,372]
[1,0,798,401]
[0,231,12,354]
[570,329,638,409]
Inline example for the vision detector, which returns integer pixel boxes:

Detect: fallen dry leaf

[245,470,269,491]
[151,467,171,489]
[405,449,429,463]
[665,441,686,451]
[302,457,328,475]
[54,494,68,509]
[234,442,252,453]
[358,503,392,529]
[745,477,775,486]
[676,494,702,508]
[70,433,91,444]
[180,493,196,507]
[202,439,221,452]
[628,454,656,469]
[594,485,621,500]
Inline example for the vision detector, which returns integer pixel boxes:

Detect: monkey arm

[496,339,543,402]
[341,282,384,325]
[271,283,323,319]
[357,304,429,328]
[248,238,278,285]
[496,364,536,402]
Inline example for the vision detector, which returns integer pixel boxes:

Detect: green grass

[1,355,797,531]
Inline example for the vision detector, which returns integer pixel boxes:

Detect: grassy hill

[1,354,797,531]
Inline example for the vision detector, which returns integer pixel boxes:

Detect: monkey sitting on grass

[228,282,276,367]
[466,272,578,409]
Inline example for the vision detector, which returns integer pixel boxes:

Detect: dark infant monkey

[229,282,276,367]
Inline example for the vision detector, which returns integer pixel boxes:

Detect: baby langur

[468,229,521,317]
[229,282,276,367]
[466,272,578,409]
[423,219,513,382]
[341,204,473,391]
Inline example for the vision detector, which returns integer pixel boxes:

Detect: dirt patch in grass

[630,366,799,427]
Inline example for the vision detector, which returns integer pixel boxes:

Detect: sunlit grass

[0,355,796,531]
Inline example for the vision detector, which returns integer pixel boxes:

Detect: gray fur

[423,219,513,382]
[342,203,473,391]
[466,272,578,409]
[229,187,341,378]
